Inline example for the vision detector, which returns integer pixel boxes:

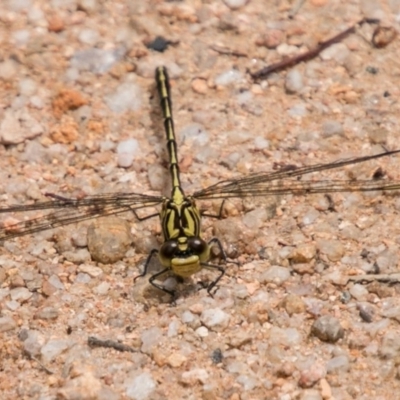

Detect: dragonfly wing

[0,192,164,241]
[194,150,400,200]
[194,178,400,200]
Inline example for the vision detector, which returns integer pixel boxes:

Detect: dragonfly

[1,66,400,298]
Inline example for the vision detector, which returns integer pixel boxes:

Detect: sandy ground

[1,0,400,399]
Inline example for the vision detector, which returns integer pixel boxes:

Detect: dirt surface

[1,1,400,399]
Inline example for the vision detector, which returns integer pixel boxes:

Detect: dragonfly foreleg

[134,248,159,281]
[148,268,175,298]
[200,262,225,297]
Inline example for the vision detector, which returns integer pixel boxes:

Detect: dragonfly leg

[134,249,159,281]
[209,237,240,266]
[208,237,228,263]
[131,209,159,222]
[45,193,77,204]
[148,268,176,298]
[202,200,226,219]
[201,262,225,297]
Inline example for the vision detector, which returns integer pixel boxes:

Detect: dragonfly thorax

[159,190,209,277]
[160,194,201,240]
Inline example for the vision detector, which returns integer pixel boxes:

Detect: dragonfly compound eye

[160,239,179,259]
[187,237,207,255]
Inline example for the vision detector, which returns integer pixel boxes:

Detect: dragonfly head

[159,236,210,278]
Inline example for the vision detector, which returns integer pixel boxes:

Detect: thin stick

[88,336,137,353]
[250,18,380,80]
[346,273,400,285]
[288,0,306,18]
[28,354,54,375]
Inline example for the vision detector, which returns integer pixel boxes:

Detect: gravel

[1,1,400,399]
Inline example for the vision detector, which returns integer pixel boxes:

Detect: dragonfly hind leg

[201,200,226,219]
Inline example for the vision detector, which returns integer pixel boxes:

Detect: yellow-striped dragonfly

[1,66,400,298]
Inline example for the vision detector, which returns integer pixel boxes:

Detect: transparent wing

[193,149,400,200]
[0,192,164,241]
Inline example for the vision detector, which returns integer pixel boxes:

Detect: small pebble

[0,316,17,332]
[141,327,163,354]
[253,136,269,150]
[94,281,110,295]
[285,69,303,94]
[311,315,344,343]
[319,43,350,64]
[105,81,142,113]
[195,326,209,337]
[35,307,59,320]
[78,28,100,45]
[41,339,71,362]
[23,330,45,356]
[372,26,397,48]
[349,284,368,301]
[87,217,133,263]
[180,369,209,385]
[71,47,126,74]
[125,372,156,400]
[228,330,253,348]
[10,287,32,302]
[357,302,375,323]
[117,139,140,168]
[211,348,223,364]
[0,109,44,145]
[49,275,65,290]
[325,355,350,373]
[10,274,25,288]
[298,362,326,388]
[223,0,249,9]
[275,362,295,378]
[282,294,306,315]
[63,249,92,264]
[78,264,103,278]
[379,332,400,359]
[167,320,180,337]
[181,310,198,328]
[146,36,170,52]
[288,103,308,117]
[0,59,18,80]
[77,0,99,13]
[299,389,322,400]
[290,244,317,263]
[319,378,332,399]
[191,78,208,94]
[256,29,284,49]
[214,69,243,86]
[167,353,187,368]
[200,308,230,331]
[259,265,291,285]
[316,239,344,262]
[322,120,344,137]
[75,273,91,283]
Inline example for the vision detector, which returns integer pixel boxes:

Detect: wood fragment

[88,336,137,353]
[345,273,400,285]
[29,354,54,375]
[250,18,380,80]
[210,44,247,58]
[288,0,306,19]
